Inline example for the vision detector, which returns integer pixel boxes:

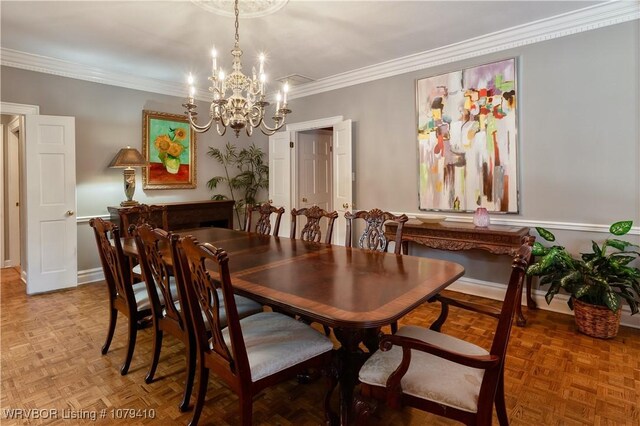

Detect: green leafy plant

[207,142,268,227]
[526,221,640,314]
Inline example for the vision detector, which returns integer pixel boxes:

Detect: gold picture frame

[142,110,196,189]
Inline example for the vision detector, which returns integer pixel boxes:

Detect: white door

[332,120,353,246]
[268,131,292,237]
[6,118,21,267]
[24,115,77,294]
[297,130,331,210]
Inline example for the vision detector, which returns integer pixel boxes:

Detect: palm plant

[207,142,268,228]
[526,221,640,314]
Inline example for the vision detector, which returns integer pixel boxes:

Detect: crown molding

[1,1,638,100]
[288,0,640,99]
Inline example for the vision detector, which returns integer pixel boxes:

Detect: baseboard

[77,267,104,285]
[449,277,640,329]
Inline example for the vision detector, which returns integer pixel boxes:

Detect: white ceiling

[0,1,609,92]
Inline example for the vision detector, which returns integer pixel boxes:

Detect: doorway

[1,114,22,272]
[296,128,333,212]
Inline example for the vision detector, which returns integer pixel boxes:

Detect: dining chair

[89,217,151,375]
[290,205,339,244]
[345,208,409,254]
[356,237,534,426]
[244,202,285,236]
[134,224,263,412]
[176,235,335,426]
[345,208,408,333]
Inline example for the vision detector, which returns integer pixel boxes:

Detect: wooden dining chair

[244,202,285,236]
[345,208,408,333]
[176,235,335,426]
[134,224,263,412]
[356,237,534,426]
[89,217,151,375]
[290,205,339,244]
[345,208,409,254]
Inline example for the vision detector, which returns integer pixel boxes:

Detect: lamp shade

[109,146,147,168]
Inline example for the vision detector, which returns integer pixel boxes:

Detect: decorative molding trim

[21,270,27,285]
[1,2,638,100]
[76,214,110,224]
[0,48,186,97]
[78,268,104,285]
[286,116,344,131]
[450,276,640,329]
[0,101,39,115]
[287,1,639,100]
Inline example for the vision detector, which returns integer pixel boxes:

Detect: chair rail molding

[1,2,637,100]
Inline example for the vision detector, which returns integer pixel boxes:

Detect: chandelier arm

[187,113,214,133]
[216,121,227,137]
[259,117,286,133]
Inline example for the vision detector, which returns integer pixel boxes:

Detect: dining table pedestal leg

[333,327,378,425]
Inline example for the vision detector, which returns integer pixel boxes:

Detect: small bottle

[473,207,490,227]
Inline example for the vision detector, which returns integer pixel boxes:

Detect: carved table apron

[385,220,536,326]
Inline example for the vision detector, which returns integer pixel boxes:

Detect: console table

[108,200,235,232]
[385,220,535,326]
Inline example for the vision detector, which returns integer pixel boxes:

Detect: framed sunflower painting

[142,110,196,189]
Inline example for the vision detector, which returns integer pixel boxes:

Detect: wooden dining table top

[123,227,465,329]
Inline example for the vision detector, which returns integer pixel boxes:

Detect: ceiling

[1,1,604,92]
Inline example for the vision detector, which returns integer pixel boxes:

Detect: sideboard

[108,200,235,232]
[385,220,535,326]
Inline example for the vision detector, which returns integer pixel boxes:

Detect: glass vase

[473,207,490,227]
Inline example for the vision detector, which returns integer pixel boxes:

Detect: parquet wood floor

[1,266,638,425]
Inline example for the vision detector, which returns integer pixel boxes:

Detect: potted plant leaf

[526,221,640,338]
[207,142,269,229]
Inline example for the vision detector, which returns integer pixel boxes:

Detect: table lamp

[109,146,148,206]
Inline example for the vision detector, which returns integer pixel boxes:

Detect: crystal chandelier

[183,0,291,137]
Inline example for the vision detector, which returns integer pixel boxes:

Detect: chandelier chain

[234,0,240,46]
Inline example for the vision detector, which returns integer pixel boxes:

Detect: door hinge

[330,145,333,152]
[290,141,294,148]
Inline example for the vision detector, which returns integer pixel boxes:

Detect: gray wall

[0,68,258,272]
[1,20,638,290]
[280,21,640,284]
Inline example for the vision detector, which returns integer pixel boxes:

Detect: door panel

[25,115,76,294]
[333,120,353,246]
[298,131,331,211]
[268,131,292,237]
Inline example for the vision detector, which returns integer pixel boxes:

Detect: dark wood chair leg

[429,299,449,332]
[120,317,137,375]
[323,362,339,426]
[495,368,509,426]
[188,364,209,426]
[354,393,377,426]
[102,308,118,355]
[239,394,253,426]
[180,336,197,412]
[145,328,163,384]
[390,321,398,334]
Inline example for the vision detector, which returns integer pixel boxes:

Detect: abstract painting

[417,58,518,213]
[142,110,196,189]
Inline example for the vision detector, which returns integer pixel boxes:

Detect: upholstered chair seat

[221,311,334,382]
[172,291,263,329]
[359,325,488,413]
[133,279,178,311]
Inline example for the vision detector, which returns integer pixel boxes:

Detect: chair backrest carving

[290,206,338,244]
[134,224,183,326]
[177,236,251,382]
[244,203,285,236]
[89,218,135,310]
[345,209,408,254]
[120,204,169,237]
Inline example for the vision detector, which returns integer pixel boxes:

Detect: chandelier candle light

[183,0,291,137]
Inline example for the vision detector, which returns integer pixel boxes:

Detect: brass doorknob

[343,203,349,209]
[302,197,308,203]
[66,210,75,216]
[268,199,273,204]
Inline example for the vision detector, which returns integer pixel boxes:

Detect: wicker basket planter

[573,299,621,339]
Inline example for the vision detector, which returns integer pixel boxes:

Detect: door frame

[5,116,21,267]
[0,102,40,284]
[286,116,344,216]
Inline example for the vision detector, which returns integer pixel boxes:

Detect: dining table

[123,226,465,425]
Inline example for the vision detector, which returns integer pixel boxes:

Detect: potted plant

[207,142,269,228]
[526,220,640,338]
